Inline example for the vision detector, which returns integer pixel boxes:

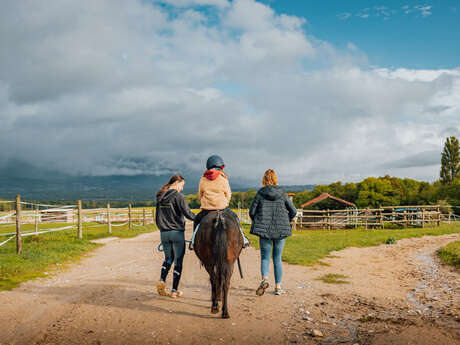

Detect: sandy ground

[0,225,459,345]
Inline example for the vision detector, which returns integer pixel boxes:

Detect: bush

[437,241,460,268]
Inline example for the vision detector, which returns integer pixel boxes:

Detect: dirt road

[0,227,459,345]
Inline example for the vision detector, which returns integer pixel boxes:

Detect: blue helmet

[206,155,225,170]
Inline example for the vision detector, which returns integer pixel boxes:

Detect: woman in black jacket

[155,174,195,298]
[249,169,297,296]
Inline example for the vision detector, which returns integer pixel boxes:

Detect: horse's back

[195,211,242,264]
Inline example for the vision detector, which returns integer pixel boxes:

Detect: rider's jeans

[259,238,286,285]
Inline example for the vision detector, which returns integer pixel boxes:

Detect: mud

[0,226,458,345]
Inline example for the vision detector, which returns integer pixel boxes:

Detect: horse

[193,210,243,318]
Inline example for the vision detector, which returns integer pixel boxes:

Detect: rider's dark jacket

[155,189,195,232]
[249,186,297,240]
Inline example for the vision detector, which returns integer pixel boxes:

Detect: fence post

[437,206,440,227]
[422,209,425,228]
[379,208,384,229]
[143,208,146,226]
[16,194,22,254]
[77,200,83,239]
[327,209,331,230]
[107,203,111,234]
[321,210,325,230]
[35,205,39,234]
[365,208,368,230]
[152,207,155,224]
[129,203,132,230]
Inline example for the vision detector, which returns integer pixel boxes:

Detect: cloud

[337,12,351,20]
[342,4,434,20]
[415,5,432,17]
[382,151,441,169]
[152,0,230,8]
[0,0,458,185]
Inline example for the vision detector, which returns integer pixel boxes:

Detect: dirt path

[0,227,459,345]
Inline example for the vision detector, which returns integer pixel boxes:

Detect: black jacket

[155,189,196,232]
[249,186,297,240]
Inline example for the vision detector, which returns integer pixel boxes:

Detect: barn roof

[300,192,356,208]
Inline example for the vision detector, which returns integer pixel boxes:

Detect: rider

[189,155,249,250]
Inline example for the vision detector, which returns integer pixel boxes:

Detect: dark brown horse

[194,210,243,318]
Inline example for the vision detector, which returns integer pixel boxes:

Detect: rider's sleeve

[285,195,297,221]
[198,178,204,201]
[178,194,196,221]
[249,193,260,221]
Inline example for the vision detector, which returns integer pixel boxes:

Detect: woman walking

[155,174,195,298]
[249,169,297,296]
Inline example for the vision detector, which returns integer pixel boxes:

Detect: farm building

[298,193,357,229]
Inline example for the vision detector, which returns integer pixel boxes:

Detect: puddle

[405,247,452,315]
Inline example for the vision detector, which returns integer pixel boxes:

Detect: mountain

[0,160,314,200]
[0,160,252,200]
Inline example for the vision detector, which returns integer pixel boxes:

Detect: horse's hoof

[211,307,219,314]
[221,313,230,319]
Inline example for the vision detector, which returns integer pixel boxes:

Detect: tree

[440,136,460,185]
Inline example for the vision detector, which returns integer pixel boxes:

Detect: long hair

[262,169,278,186]
[156,174,185,198]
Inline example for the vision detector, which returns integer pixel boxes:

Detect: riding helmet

[206,155,225,170]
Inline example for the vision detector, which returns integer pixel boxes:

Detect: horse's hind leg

[221,264,232,319]
[205,265,219,314]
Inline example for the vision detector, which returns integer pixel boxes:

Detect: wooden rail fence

[294,205,452,230]
[0,195,157,254]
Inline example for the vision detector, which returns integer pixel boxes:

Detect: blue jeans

[259,238,286,285]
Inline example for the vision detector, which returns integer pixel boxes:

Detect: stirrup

[188,241,194,251]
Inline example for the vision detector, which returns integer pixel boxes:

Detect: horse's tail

[212,211,229,298]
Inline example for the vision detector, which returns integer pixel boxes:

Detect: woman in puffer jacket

[249,169,297,296]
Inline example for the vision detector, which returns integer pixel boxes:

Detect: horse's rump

[194,210,242,318]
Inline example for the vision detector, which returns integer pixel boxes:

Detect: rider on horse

[189,155,249,250]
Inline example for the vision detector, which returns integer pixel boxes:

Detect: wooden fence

[294,205,455,230]
[2,195,460,254]
[0,196,156,254]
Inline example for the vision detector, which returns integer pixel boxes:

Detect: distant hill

[0,160,314,200]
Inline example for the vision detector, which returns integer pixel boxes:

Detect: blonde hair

[262,169,278,186]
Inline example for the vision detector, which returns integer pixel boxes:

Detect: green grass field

[0,223,156,291]
[437,240,460,268]
[243,223,460,266]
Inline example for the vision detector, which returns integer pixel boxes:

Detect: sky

[0,0,459,185]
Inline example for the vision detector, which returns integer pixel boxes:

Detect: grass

[316,273,349,284]
[243,223,460,266]
[0,223,156,291]
[437,240,460,268]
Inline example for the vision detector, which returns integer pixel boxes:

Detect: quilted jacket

[249,186,297,240]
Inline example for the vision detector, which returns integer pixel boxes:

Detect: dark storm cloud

[382,151,441,169]
[0,0,459,183]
